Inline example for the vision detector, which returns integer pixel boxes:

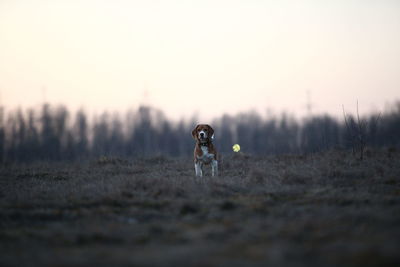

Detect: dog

[192,124,218,177]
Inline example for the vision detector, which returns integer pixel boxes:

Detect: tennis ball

[232,144,240,152]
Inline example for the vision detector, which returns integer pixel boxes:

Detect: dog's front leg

[211,160,218,177]
[195,162,203,177]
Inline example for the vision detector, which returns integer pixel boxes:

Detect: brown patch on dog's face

[192,124,214,141]
[192,124,214,140]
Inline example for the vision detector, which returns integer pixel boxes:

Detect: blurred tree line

[0,102,399,162]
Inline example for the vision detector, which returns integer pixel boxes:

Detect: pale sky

[0,0,399,120]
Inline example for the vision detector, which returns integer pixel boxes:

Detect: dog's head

[192,124,214,143]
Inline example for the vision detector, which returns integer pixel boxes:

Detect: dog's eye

[204,129,208,132]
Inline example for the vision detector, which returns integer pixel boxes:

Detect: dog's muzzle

[199,130,207,140]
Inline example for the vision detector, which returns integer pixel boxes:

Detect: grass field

[1,149,400,267]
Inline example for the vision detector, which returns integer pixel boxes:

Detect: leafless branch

[342,101,372,160]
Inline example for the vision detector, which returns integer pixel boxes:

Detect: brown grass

[1,149,400,267]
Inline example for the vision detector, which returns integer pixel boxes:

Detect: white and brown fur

[192,124,218,177]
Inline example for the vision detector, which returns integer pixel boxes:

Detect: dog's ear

[206,125,214,137]
[191,125,199,139]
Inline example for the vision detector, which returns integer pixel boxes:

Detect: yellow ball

[232,144,240,152]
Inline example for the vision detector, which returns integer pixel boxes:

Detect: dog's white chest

[197,146,214,163]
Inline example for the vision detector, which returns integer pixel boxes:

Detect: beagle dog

[192,124,218,177]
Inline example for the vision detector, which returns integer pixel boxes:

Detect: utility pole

[142,82,150,107]
[305,90,313,117]
[42,86,47,104]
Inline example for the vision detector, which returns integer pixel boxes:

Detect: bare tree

[342,101,380,160]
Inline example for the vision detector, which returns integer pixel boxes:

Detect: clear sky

[1,0,399,120]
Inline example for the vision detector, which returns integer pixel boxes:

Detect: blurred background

[0,0,399,161]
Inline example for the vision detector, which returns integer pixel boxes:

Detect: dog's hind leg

[211,160,218,177]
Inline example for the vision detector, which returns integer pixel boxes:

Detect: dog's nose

[200,132,204,137]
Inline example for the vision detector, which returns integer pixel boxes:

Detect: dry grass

[1,149,400,267]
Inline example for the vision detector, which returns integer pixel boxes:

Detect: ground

[1,149,400,267]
